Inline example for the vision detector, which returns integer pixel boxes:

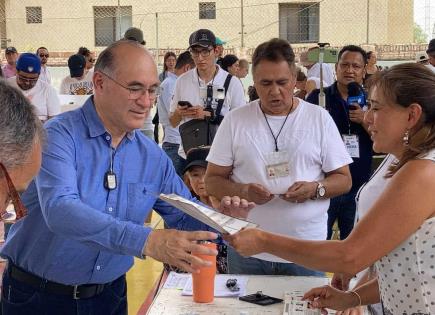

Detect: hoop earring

[403,129,410,146]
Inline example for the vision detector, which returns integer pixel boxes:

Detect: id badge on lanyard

[342,134,360,158]
[264,150,290,179]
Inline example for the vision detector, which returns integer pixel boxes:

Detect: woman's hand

[223,228,265,256]
[335,306,365,315]
[331,272,354,291]
[302,285,360,314]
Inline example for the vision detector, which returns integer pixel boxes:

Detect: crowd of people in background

[0,25,435,315]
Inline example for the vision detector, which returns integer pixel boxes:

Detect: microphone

[347,82,366,109]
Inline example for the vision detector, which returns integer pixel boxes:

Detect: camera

[199,85,225,101]
[308,47,338,64]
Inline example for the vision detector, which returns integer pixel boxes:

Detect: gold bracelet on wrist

[348,290,362,307]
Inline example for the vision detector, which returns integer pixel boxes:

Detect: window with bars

[26,7,42,24]
[93,6,132,47]
[199,2,216,19]
[279,3,319,43]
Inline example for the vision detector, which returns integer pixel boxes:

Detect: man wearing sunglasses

[7,53,60,122]
[36,46,52,85]
[0,80,44,224]
[0,40,251,315]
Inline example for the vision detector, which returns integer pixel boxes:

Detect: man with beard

[7,53,60,122]
[36,46,52,84]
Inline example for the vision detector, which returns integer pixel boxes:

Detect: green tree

[414,23,428,43]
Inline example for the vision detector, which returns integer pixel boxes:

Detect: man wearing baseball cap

[169,28,246,159]
[123,27,146,45]
[59,54,93,95]
[2,47,18,79]
[215,37,226,66]
[7,53,60,122]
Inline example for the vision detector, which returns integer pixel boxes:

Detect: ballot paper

[181,274,248,297]
[159,193,258,234]
[283,291,321,315]
[163,272,191,290]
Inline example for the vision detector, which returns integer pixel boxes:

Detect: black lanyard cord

[260,99,294,152]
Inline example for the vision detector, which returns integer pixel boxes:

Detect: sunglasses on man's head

[39,54,49,58]
[0,163,27,221]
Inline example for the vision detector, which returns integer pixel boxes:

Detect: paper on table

[159,193,258,234]
[163,272,191,290]
[283,291,321,315]
[182,274,248,297]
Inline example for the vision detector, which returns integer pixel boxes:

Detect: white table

[59,94,89,112]
[147,275,368,315]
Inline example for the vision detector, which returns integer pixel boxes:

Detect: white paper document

[159,193,258,234]
[181,274,248,297]
[163,272,191,290]
[283,291,321,315]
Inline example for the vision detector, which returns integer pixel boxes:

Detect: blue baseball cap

[16,53,41,74]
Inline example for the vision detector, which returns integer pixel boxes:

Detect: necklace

[260,99,295,152]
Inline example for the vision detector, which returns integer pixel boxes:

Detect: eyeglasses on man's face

[189,48,213,58]
[16,73,39,90]
[39,54,49,58]
[98,71,160,101]
[87,58,96,63]
[338,62,364,71]
[0,163,27,221]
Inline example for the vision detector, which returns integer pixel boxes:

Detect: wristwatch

[314,181,326,199]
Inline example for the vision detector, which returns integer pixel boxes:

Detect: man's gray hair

[94,40,145,76]
[0,80,45,170]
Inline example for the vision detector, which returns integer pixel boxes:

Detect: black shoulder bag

[179,74,232,154]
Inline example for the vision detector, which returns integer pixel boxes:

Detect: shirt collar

[81,96,136,141]
[166,71,177,80]
[191,65,222,85]
[82,96,106,138]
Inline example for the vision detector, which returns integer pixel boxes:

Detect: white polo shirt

[170,65,246,157]
[8,77,61,121]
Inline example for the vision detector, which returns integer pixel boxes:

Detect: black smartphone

[178,101,193,108]
[239,292,283,306]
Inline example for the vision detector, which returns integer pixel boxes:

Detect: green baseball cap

[215,37,226,46]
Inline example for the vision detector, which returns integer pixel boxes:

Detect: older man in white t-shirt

[7,53,60,122]
[205,38,352,276]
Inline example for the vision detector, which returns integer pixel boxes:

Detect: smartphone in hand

[178,101,193,108]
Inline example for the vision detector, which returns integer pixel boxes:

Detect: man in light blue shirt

[1,40,251,315]
[158,51,195,176]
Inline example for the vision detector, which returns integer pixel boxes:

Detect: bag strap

[215,74,232,118]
